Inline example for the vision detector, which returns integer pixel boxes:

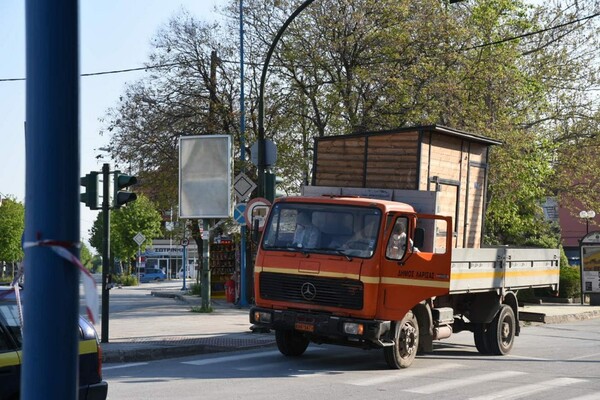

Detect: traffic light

[80,172,100,210]
[265,171,284,202]
[112,171,137,208]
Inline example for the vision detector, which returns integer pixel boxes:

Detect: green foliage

[0,198,24,263]
[111,194,163,262]
[112,274,138,286]
[559,263,580,299]
[89,194,163,270]
[100,0,600,245]
[80,243,94,271]
[188,283,201,296]
[190,305,213,313]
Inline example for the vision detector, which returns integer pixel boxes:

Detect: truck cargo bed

[449,248,560,294]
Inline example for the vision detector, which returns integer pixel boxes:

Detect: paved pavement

[97,284,600,364]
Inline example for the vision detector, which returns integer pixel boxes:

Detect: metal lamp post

[579,210,596,234]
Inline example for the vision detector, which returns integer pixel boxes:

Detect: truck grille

[259,272,364,309]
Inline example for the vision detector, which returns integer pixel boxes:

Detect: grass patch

[190,305,214,313]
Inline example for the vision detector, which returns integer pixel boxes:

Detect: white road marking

[407,370,526,394]
[182,350,282,366]
[468,377,586,400]
[103,362,148,370]
[348,363,463,386]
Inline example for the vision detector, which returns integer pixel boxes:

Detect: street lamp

[579,210,596,234]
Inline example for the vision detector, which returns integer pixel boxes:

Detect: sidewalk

[99,288,275,363]
[98,287,600,364]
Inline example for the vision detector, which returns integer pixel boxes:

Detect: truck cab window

[386,217,409,260]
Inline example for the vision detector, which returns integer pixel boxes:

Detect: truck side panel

[450,248,560,294]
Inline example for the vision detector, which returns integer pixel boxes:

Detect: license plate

[294,322,314,332]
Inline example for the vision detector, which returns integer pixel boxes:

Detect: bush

[189,283,201,296]
[559,264,580,299]
[112,274,138,286]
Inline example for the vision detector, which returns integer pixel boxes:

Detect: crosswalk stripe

[349,363,463,386]
[182,350,282,366]
[103,362,148,370]
[407,370,526,394]
[182,347,326,367]
[468,377,586,400]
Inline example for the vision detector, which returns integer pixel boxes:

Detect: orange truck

[249,193,560,368]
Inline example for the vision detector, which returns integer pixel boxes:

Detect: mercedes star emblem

[301,282,317,301]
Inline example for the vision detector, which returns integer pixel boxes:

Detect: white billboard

[179,135,232,218]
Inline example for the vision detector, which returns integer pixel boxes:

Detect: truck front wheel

[275,329,310,356]
[487,305,516,355]
[384,311,419,369]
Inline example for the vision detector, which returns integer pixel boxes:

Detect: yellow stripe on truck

[380,277,450,289]
[259,266,381,284]
[452,269,560,280]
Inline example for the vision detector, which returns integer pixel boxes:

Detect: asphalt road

[103,317,600,400]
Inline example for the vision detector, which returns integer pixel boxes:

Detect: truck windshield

[262,202,381,258]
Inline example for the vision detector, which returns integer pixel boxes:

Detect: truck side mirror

[414,227,425,249]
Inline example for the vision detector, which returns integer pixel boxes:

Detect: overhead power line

[1,11,598,83]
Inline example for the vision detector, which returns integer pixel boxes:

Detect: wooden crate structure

[311,125,501,249]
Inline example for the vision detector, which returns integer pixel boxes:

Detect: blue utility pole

[239,0,249,307]
[23,0,80,399]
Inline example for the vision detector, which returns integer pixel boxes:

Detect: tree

[101,0,600,245]
[89,194,163,274]
[0,198,25,270]
[80,243,94,272]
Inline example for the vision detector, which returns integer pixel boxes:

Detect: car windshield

[0,300,22,347]
[262,202,381,258]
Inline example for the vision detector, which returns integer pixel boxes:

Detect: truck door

[378,214,453,320]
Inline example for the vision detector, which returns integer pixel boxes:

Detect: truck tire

[384,311,419,369]
[275,329,310,356]
[473,323,491,354]
[486,305,516,355]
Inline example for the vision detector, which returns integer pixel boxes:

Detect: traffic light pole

[101,163,110,343]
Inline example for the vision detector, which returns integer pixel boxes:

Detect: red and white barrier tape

[23,240,99,324]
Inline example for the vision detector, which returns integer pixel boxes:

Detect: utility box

[310,125,501,249]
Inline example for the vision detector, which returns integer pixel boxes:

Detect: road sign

[234,203,247,225]
[250,140,277,166]
[133,232,145,246]
[245,197,271,231]
[234,173,257,201]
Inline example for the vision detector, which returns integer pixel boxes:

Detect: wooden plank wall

[314,128,490,249]
[314,136,366,187]
[315,132,420,189]
[419,133,487,248]
[364,132,419,189]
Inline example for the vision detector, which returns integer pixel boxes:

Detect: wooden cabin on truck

[250,125,560,368]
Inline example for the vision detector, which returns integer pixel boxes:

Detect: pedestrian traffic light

[112,171,137,208]
[80,172,100,210]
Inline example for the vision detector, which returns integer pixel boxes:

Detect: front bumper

[250,307,390,346]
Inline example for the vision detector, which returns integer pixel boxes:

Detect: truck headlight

[343,322,364,335]
[254,311,272,324]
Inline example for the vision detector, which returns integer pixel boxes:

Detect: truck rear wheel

[487,305,516,355]
[384,311,419,369]
[275,329,310,356]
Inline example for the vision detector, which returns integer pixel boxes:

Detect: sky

[0,0,229,248]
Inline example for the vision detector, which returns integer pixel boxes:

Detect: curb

[102,337,276,363]
[520,309,600,324]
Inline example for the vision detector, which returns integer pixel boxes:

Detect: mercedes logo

[300,282,317,301]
